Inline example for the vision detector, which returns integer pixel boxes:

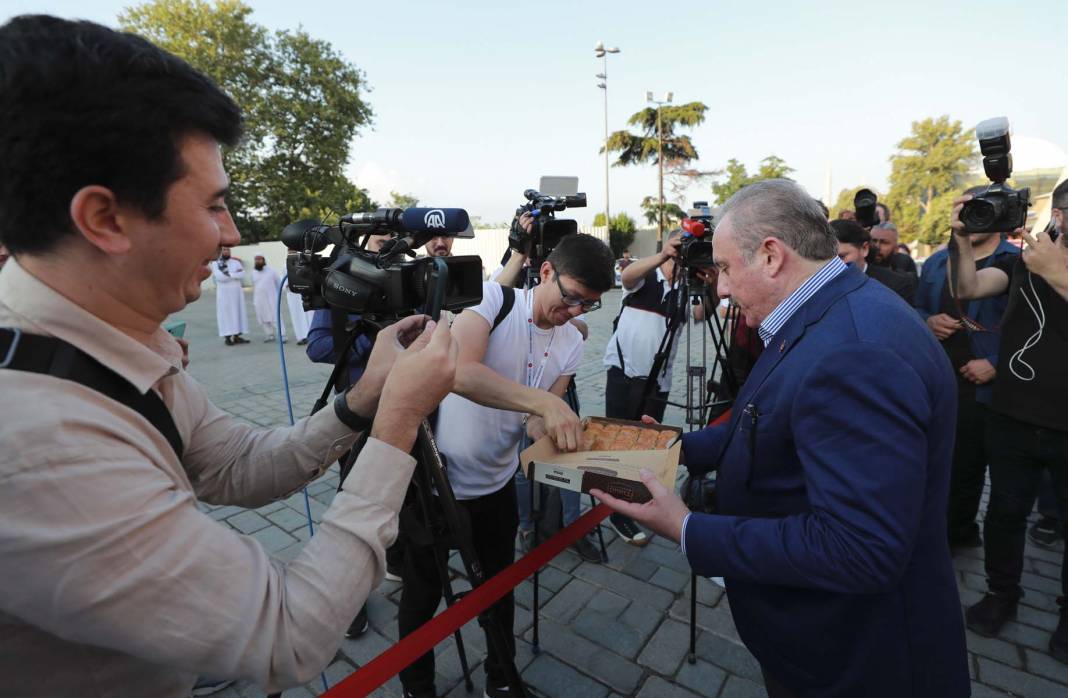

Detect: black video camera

[509,188,586,264]
[960,117,1030,234]
[679,202,716,269]
[283,207,483,320]
[853,189,880,228]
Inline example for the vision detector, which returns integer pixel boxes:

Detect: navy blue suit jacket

[681,267,968,697]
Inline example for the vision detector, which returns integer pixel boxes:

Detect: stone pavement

[172,288,1066,697]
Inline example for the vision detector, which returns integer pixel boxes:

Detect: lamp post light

[647,90,673,251]
[594,41,620,234]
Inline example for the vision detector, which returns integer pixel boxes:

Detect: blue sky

[8,0,1066,226]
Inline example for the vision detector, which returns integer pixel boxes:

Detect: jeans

[398,480,518,694]
[983,411,1068,597]
[947,398,989,543]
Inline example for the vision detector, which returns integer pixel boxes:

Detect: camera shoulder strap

[491,286,516,334]
[0,328,184,460]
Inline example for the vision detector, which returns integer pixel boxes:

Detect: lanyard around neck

[526,288,556,389]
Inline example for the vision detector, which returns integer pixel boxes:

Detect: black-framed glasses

[552,270,601,311]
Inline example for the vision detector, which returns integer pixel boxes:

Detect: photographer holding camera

[831,219,917,304]
[601,228,707,545]
[913,185,1019,550]
[593,179,968,697]
[949,180,1068,661]
[0,16,459,696]
[397,233,614,698]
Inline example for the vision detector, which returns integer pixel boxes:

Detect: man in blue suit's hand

[593,180,969,698]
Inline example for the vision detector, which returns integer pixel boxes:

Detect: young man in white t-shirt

[397,233,616,698]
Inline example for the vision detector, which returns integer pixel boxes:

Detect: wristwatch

[333,392,373,432]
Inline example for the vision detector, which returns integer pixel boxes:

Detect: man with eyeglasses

[396,233,615,698]
[601,228,707,546]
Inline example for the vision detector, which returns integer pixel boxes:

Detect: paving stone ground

[172,287,1066,697]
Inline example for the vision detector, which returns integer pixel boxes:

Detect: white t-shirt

[435,281,584,499]
[602,268,688,392]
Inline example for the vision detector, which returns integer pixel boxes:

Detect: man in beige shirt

[0,15,457,697]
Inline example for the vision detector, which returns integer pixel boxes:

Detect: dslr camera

[283,207,483,320]
[509,185,587,265]
[853,189,880,229]
[959,117,1030,234]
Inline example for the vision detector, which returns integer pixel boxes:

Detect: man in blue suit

[593,180,969,697]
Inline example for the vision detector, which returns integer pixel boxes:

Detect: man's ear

[69,185,134,255]
[539,259,553,283]
[761,237,787,276]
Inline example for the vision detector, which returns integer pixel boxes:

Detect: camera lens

[960,196,1001,231]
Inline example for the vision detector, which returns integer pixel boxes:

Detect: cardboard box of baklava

[520,417,682,504]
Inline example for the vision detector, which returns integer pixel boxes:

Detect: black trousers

[605,366,669,422]
[983,411,1068,597]
[946,397,989,543]
[398,479,519,693]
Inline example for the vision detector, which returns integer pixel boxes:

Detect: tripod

[633,262,738,665]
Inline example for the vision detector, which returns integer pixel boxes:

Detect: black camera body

[853,189,880,228]
[282,209,483,320]
[509,189,586,264]
[960,117,1030,234]
[679,202,716,269]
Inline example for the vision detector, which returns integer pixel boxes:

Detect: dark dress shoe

[966,592,1019,638]
[1051,596,1068,664]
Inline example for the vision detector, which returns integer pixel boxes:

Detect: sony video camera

[959,117,1030,234]
[509,186,587,264]
[283,207,483,320]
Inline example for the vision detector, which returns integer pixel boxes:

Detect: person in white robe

[286,289,314,345]
[211,247,248,345]
[251,255,286,342]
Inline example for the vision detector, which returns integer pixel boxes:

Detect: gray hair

[717,179,838,262]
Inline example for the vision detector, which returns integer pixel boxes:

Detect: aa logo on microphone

[424,209,446,229]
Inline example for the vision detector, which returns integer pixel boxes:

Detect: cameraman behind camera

[397,233,615,698]
[0,16,458,696]
[950,181,1068,662]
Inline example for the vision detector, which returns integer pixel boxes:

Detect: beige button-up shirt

[0,259,416,696]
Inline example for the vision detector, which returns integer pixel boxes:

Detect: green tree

[710,156,794,205]
[639,197,686,228]
[388,191,420,209]
[120,0,374,241]
[885,115,977,244]
[602,102,715,244]
[593,212,637,258]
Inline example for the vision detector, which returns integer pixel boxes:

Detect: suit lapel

[710,267,868,467]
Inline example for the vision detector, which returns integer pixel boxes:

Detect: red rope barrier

[323,503,612,697]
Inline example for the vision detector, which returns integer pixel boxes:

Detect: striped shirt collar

[757,257,848,347]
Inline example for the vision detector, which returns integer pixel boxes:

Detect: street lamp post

[594,41,620,234]
[646,90,673,251]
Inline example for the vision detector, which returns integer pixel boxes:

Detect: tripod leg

[589,494,608,563]
[530,473,540,655]
[417,423,528,697]
[412,465,474,691]
[688,574,698,664]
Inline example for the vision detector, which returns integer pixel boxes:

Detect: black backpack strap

[0,328,184,460]
[491,286,516,333]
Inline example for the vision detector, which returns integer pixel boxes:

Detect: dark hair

[830,219,871,246]
[546,233,615,292]
[1051,180,1068,210]
[0,15,243,255]
[875,202,891,221]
